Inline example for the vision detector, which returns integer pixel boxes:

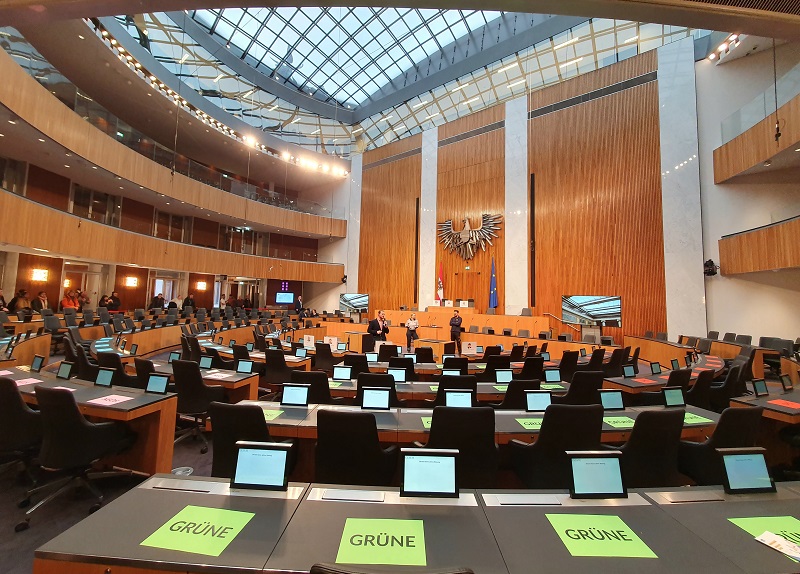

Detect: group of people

[97,292,121,311]
[0,288,95,314]
[368,308,464,353]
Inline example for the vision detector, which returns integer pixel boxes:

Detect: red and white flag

[436,262,444,302]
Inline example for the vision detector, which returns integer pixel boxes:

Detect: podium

[345,331,371,353]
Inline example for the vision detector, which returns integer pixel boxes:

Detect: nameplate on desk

[604,416,636,429]
[516,418,543,430]
[15,377,42,386]
[633,378,659,384]
[661,491,725,503]
[496,494,561,506]
[205,372,234,380]
[684,413,714,425]
[52,386,77,392]
[546,514,658,558]
[0,369,14,375]
[336,518,426,566]
[769,399,800,410]
[87,394,134,406]
[322,489,386,502]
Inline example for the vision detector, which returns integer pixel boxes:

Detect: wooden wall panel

[16,253,63,307]
[438,104,505,140]
[114,265,149,310]
[25,165,70,211]
[719,216,800,274]
[191,217,219,249]
[0,192,345,284]
[529,81,666,340]
[363,134,421,166]
[436,127,505,313]
[120,197,154,235]
[268,233,318,261]
[188,272,215,310]
[359,154,421,312]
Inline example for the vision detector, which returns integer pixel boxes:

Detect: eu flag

[488,257,498,309]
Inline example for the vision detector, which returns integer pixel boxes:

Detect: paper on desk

[15,377,42,386]
[87,394,134,406]
[205,372,233,379]
[0,369,14,375]
[756,531,800,560]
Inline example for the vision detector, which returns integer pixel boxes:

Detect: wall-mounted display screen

[562,295,622,327]
[340,293,369,313]
[275,292,295,304]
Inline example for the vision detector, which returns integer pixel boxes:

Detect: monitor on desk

[544,368,561,383]
[361,387,390,410]
[404,354,417,363]
[333,365,352,381]
[129,343,138,356]
[396,346,404,355]
[24,329,32,340]
[670,358,680,371]
[30,354,45,373]
[684,354,693,367]
[231,441,290,491]
[168,351,181,364]
[622,364,635,378]
[719,447,776,494]
[365,352,378,363]
[401,448,458,498]
[281,383,309,407]
[199,355,213,369]
[295,347,307,358]
[495,369,513,383]
[781,374,794,393]
[119,339,127,352]
[580,348,587,357]
[229,339,236,348]
[245,342,254,352]
[476,346,484,354]
[387,367,406,383]
[442,369,461,377]
[752,378,769,397]
[568,450,627,499]
[525,390,552,412]
[337,342,348,351]
[540,352,551,361]
[56,361,73,380]
[442,354,456,361]
[146,374,170,394]
[599,389,625,411]
[236,360,253,374]
[662,386,686,408]
[445,389,473,408]
[650,362,662,375]
[95,367,115,388]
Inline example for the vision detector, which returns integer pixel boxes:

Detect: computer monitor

[129,343,138,356]
[119,339,126,351]
[684,354,693,367]
[286,336,292,343]
[218,336,224,344]
[24,329,32,340]
[670,358,680,371]
[579,348,587,357]
[56,361,73,380]
[115,334,122,347]
[280,383,310,407]
[622,364,635,378]
[752,378,769,397]
[650,362,662,375]
[337,342,348,351]
[495,369,513,383]
[231,441,291,491]
[199,355,213,369]
[719,447,776,494]
[365,352,378,363]
[525,390,552,413]
[599,390,625,411]
[146,374,170,394]
[229,339,236,348]
[387,367,407,383]
[295,347,307,358]
[361,387,391,410]
[30,354,45,373]
[540,352,551,361]
[781,374,794,393]
[442,369,461,377]
[498,345,504,352]
[404,354,417,363]
[476,346,484,354]
[444,390,473,408]
[236,360,253,374]
[662,386,685,408]
[245,342,255,352]
[396,346,404,355]
[400,448,458,498]
[568,451,627,499]
[544,369,561,383]
[168,351,181,364]
[94,367,115,388]
[332,365,352,381]
[442,354,456,361]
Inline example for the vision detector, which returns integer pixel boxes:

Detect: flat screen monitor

[332,365,352,381]
[561,295,622,327]
[781,374,794,393]
[445,390,473,408]
[396,346,404,355]
[236,360,253,374]
[365,352,378,363]
[540,352,551,361]
[544,369,561,383]
[168,351,181,364]
[199,356,213,369]
[24,329,32,340]
[662,386,685,408]
[294,347,307,358]
[281,383,310,407]
[752,379,769,397]
[442,354,456,361]
[231,441,290,491]
[228,340,236,348]
[622,364,635,378]
[495,369,513,383]
[339,293,369,313]
[95,367,115,388]
[56,361,73,380]
[400,448,458,498]
[361,387,390,410]
[599,390,625,411]
[580,348,587,357]
[442,369,461,377]
[719,447,776,494]
[387,367,406,383]
[568,451,627,499]
[146,374,170,394]
[525,390,552,413]
[337,342,348,351]
[119,339,127,351]
[275,292,295,305]
[650,362,662,375]
[245,342,255,352]
[684,354,693,367]
[670,358,680,371]
[115,334,122,347]
[404,354,417,363]
[129,343,138,356]
[30,354,45,373]
[476,346,484,354]
[218,336,224,344]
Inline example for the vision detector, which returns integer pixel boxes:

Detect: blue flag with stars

[489,257,498,309]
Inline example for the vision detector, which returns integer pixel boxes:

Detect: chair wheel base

[15,521,29,532]
[89,503,102,514]
[17,498,30,509]
[200,446,208,454]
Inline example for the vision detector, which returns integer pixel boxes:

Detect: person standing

[449,309,463,354]
[61,290,79,311]
[294,295,303,313]
[31,291,50,313]
[0,288,8,312]
[150,293,165,310]
[367,310,390,342]
[219,294,227,310]
[406,312,419,352]
[183,293,195,309]
[106,291,120,311]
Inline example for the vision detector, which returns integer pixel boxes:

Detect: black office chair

[552,371,603,405]
[343,354,371,379]
[172,359,226,454]
[262,348,299,387]
[133,358,156,388]
[625,347,641,374]
[508,345,524,362]
[67,326,92,350]
[314,342,339,373]
[43,315,66,355]
[490,378,540,409]
[511,404,604,488]
[315,409,398,486]
[602,347,626,378]
[419,406,498,488]
[431,374,478,407]
[16,386,136,531]
[415,346,434,364]
[291,370,344,405]
[97,352,143,389]
[613,408,686,488]
[514,356,544,381]
[310,565,473,574]
[442,356,468,375]
[524,344,538,358]
[678,406,763,485]
[355,373,405,407]
[75,344,100,381]
[557,350,580,383]
[208,402,297,479]
[377,344,398,363]
[0,377,41,484]
[205,347,236,370]
[577,348,606,372]
[388,356,416,382]
[707,331,720,340]
[187,336,205,363]
[655,332,668,341]
[722,332,737,342]
[232,345,266,376]
[477,355,511,383]
[180,335,192,361]
[686,369,714,411]
[709,365,742,413]
[62,337,79,366]
[635,368,692,406]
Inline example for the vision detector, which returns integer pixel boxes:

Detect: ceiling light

[412,101,428,109]
[7,120,15,124]
[495,63,518,74]
[213,74,223,83]
[38,138,45,142]
[425,112,440,119]
[729,34,739,41]
[718,43,728,52]
[623,35,639,43]
[32,248,49,253]
[380,115,393,121]
[290,117,300,124]
[352,127,363,133]
[311,129,320,134]
[269,105,278,111]
[708,53,717,60]
[554,36,581,50]
[92,166,97,169]
[179,53,189,64]
[507,79,526,89]
[559,57,583,68]
[78,35,84,40]
[118,46,125,53]
[451,83,469,93]
[64,164,70,168]
[795,148,800,152]
[462,97,479,105]
[241,88,256,98]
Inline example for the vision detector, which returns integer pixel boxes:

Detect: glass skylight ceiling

[190,8,503,108]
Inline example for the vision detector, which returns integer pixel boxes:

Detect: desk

[2,367,176,475]
[604,355,725,394]
[0,332,52,368]
[782,357,800,386]
[200,341,312,371]
[149,362,260,402]
[624,335,695,368]
[708,340,780,379]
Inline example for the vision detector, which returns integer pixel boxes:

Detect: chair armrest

[509,439,531,449]
[412,441,426,448]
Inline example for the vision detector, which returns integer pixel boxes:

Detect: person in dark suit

[294,295,303,313]
[182,294,195,309]
[449,309,463,354]
[367,310,390,341]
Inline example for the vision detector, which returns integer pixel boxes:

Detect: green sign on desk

[684,412,714,425]
[262,409,284,421]
[546,514,657,558]
[141,505,254,557]
[516,418,543,430]
[336,518,427,566]
[729,516,800,542]
[328,381,343,388]
[541,383,564,390]
[603,416,636,429]
[421,417,432,429]
[429,385,439,392]
[493,385,509,392]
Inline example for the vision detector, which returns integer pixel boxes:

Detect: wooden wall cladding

[188,272,215,310]
[120,197,154,235]
[16,253,63,305]
[719,216,800,274]
[438,104,505,141]
[0,48,346,240]
[114,265,149,309]
[436,126,505,313]
[359,153,421,312]
[25,165,70,211]
[529,80,666,341]
[0,192,345,284]
[363,134,421,166]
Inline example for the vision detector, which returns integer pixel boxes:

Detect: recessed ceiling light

[38,138,45,142]
[64,164,70,168]
[78,35,84,40]
[507,79,526,89]
[92,166,97,169]
[554,36,581,50]
[7,120,15,124]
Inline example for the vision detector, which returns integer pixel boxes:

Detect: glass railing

[0,26,343,219]
[721,59,800,144]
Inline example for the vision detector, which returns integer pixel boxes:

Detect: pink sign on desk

[15,377,42,386]
[633,377,660,384]
[659,375,671,380]
[768,399,800,410]
[87,394,134,406]
[0,369,14,375]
